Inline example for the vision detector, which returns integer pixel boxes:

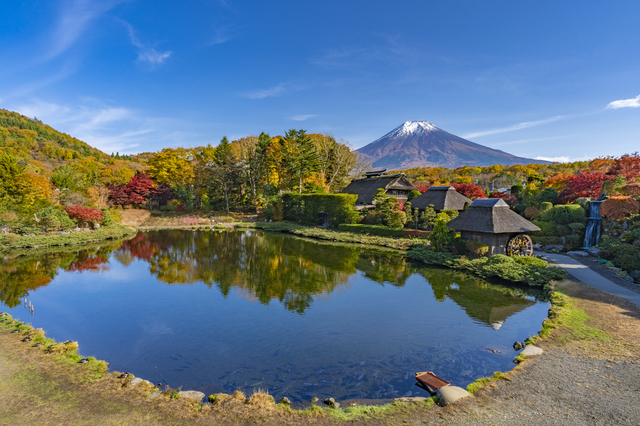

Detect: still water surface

[1,230,549,402]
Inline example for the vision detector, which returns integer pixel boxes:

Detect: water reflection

[1,230,550,401]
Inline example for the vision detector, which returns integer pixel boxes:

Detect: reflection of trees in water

[417,268,544,328]
[0,243,119,308]
[116,230,410,314]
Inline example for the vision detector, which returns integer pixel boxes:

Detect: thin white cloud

[288,114,317,121]
[47,0,126,61]
[207,25,241,46]
[122,21,172,68]
[606,94,640,109]
[535,156,570,163]
[242,83,286,99]
[463,115,566,139]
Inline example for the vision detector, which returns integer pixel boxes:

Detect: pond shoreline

[0,225,137,251]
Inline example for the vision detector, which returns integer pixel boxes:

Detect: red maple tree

[490,191,518,207]
[64,205,105,227]
[451,183,486,200]
[557,172,613,204]
[413,183,430,194]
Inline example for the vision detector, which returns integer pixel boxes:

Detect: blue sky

[1,0,638,162]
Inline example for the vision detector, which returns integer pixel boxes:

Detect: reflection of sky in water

[2,231,549,402]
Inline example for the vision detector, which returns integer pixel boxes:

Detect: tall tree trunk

[299,172,302,194]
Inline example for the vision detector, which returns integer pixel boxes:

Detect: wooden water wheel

[506,234,533,256]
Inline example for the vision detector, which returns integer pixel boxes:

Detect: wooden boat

[415,371,450,392]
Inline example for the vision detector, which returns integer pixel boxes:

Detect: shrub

[407,246,460,265]
[537,187,558,205]
[621,183,640,198]
[99,209,114,227]
[541,204,586,225]
[337,224,404,238]
[453,237,489,257]
[428,214,457,251]
[37,206,76,232]
[531,236,563,246]
[539,202,553,214]
[609,244,640,272]
[64,205,105,228]
[568,222,585,233]
[533,220,557,236]
[524,206,540,220]
[407,190,421,201]
[600,196,640,220]
[564,235,582,250]
[514,204,526,214]
[555,224,572,236]
[282,193,359,226]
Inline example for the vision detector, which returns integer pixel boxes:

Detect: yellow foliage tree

[147,147,195,187]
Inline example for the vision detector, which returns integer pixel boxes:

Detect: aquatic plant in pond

[1,230,549,403]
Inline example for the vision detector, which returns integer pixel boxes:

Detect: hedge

[282,193,359,226]
[338,224,405,238]
[541,204,586,225]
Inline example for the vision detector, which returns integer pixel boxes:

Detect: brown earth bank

[1,276,639,425]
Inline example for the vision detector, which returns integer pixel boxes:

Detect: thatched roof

[447,198,541,233]
[409,186,471,211]
[342,174,417,204]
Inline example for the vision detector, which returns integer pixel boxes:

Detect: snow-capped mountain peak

[397,121,438,135]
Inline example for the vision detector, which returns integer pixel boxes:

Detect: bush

[568,222,585,233]
[541,204,586,225]
[337,224,404,238]
[600,196,640,220]
[531,236,563,246]
[282,193,359,226]
[514,204,526,214]
[564,235,582,250]
[406,246,460,265]
[407,190,421,201]
[524,206,540,220]
[64,205,105,228]
[555,224,572,237]
[537,187,558,205]
[37,206,76,232]
[453,237,489,257]
[621,183,640,198]
[428,214,457,251]
[573,198,590,211]
[609,244,640,272]
[539,202,553,214]
[532,220,557,236]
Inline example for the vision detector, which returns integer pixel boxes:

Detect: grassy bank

[235,221,423,251]
[0,225,137,251]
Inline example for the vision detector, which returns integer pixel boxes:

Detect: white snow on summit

[398,121,438,135]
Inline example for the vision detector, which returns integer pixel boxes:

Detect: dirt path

[2,274,640,425]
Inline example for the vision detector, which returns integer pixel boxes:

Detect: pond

[1,230,549,403]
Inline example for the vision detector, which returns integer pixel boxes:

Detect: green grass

[235,221,421,250]
[466,371,510,394]
[0,225,136,251]
[298,400,435,421]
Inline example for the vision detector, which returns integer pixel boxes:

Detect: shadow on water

[1,230,550,402]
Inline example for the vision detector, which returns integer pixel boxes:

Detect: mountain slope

[357,121,549,169]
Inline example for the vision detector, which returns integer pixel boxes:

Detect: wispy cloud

[47,0,127,61]
[463,115,567,139]
[288,114,317,121]
[9,99,153,153]
[122,21,172,68]
[535,156,570,163]
[606,94,640,109]
[242,83,286,99]
[208,25,241,46]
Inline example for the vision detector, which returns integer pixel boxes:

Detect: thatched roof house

[342,171,417,205]
[409,186,471,212]
[447,198,540,255]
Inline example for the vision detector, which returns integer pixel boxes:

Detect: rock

[588,248,601,257]
[393,396,429,402]
[324,397,335,406]
[567,250,589,257]
[10,330,19,334]
[630,270,640,279]
[436,386,471,405]
[21,337,31,342]
[279,397,291,405]
[330,402,340,409]
[94,223,100,229]
[310,397,319,403]
[543,244,563,252]
[79,358,88,363]
[130,377,153,386]
[148,392,162,399]
[521,345,544,356]
[532,243,542,249]
[178,391,205,401]
[513,341,524,351]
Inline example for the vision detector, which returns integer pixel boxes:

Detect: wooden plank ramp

[415,371,450,394]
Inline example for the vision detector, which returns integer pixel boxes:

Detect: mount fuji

[356,121,549,169]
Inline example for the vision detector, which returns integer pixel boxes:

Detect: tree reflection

[0,243,118,308]
[417,267,543,328]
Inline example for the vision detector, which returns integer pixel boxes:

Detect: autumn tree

[283,129,321,193]
[146,147,195,188]
[210,137,239,214]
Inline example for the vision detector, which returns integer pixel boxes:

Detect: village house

[342,169,418,209]
[409,186,472,213]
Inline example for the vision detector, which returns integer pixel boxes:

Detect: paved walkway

[539,251,640,308]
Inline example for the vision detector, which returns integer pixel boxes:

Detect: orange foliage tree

[600,196,640,220]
